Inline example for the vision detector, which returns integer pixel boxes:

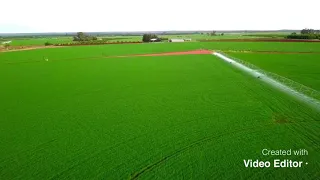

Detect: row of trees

[73,32,98,41]
[200,31,224,36]
[54,41,142,46]
[287,29,320,39]
[287,34,320,39]
[301,29,320,34]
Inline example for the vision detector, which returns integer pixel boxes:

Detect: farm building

[169,39,184,42]
[150,38,158,42]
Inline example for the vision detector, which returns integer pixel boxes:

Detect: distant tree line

[200,31,224,36]
[54,41,142,46]
[73,32,98,41]
[301,29,320,34]
[287,29,320,39]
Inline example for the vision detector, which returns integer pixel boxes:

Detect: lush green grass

[160,34,264,41]
[241,32,290,38]
[228,53,320,91]
[99,36,141,42]
[0,47,319,179]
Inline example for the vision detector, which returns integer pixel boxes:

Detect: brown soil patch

[3,50,213,65]
[272,113,291,124]
[0,45,65,53]
[110,50,213,58]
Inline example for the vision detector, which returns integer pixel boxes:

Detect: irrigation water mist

[213,52,320,112]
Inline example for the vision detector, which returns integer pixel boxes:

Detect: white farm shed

[169,39,184,42]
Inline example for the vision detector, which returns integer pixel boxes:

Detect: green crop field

[1,42,320,179]
[2,41,320,60]
[227,53,320,91]
[99,36,141,42]
[203,42,320,52]
[7,37,73,46]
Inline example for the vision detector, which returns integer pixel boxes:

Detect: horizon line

[0,29,300,35]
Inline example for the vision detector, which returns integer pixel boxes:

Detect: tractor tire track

[129,124,273,180]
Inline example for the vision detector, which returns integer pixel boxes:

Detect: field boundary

[220,50,320,54]
[199,38,320,42]
[213,51,320,110]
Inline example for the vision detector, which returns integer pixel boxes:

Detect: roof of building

[170,39,184,41]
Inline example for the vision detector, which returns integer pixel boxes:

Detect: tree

[288,29,319,39]
[142,34,159,42]
[73,32,97,41]
[4,43,10,49]
[221,33,224,36]
[211,31,217,36]
[44,42,53,46]
[77,32,85,38]
[73,36,80,41]
[301,28,315,34]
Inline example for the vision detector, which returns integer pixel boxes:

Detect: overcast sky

[1,0,319,33]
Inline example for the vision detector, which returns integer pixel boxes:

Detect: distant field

[2,33,283,46]
[8,37,73,46]
[160,34,264,41]
[89,34,263,43]
[227,53,320,91]
[97,36,140,42]
[241,32,290,38]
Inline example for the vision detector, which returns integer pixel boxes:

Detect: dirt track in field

[109,50,213,58]
[0,46,65,53]
[3,50,213,65]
